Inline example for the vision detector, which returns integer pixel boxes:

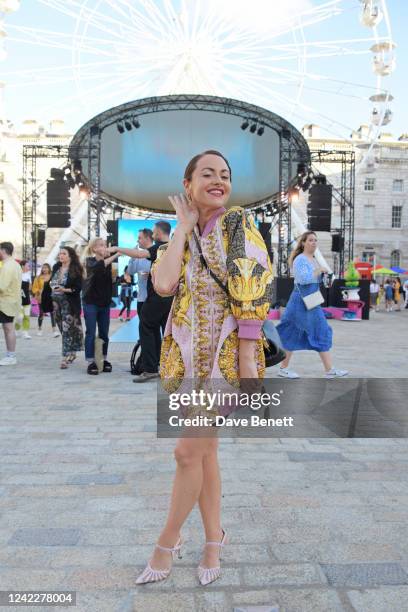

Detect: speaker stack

[307,184,332,232]
[46,169,71,228]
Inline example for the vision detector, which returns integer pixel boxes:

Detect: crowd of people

[1,149,407,586]
[370,276,408,312]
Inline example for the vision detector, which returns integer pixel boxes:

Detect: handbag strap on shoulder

[192,230,229,295]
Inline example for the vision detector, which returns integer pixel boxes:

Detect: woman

[15,260,32,339]
[393,277,402,311]
[50,247,84,369]
[136,150,273,586]
[384,279,394,312]
[82,238,119,375]
[276,231,348,379]
[117,266,134,321]
[32,263,59,337]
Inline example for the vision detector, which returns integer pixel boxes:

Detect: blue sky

[1,0,406,139]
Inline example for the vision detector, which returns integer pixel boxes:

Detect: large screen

[117,218,177,276]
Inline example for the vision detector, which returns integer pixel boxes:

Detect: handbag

[192,232,285,368]
[296,283,324,310]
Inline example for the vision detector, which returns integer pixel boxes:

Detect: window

[364,177,375,191]
[391,205,402,228]
[0,200,3,223]
[362,250,375,264]
[393,179,404,192]
[363,205,375,226]
[390,250,401,267]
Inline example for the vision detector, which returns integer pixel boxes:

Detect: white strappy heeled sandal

[135,537,183,585]
[197,529,227,586]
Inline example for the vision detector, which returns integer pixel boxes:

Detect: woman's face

[22,262,30,273]
[41,265,50,275]
[93,239,107,258]
[59,249,70,265]
[184,154,231,211]
[303,233,317,253]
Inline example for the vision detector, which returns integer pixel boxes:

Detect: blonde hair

[82,237,105,261]
[288,231,317,267]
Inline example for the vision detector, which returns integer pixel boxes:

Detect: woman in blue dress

[276,231,348,379]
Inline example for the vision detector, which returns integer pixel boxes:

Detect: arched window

[390,250,401,267]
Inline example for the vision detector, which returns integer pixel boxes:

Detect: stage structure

[69,95,311,275]
[21,144,126,269]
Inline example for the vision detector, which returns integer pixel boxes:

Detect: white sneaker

[278,367,300,379]
[325,368,349,379]
[53,331,60,338]
[23,332,31,339]
[37,330,43,336]
[0,356,17,366]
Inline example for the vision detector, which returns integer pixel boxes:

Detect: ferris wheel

[1,0,396,172]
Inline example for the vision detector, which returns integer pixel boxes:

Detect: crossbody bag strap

[192,230,229,295]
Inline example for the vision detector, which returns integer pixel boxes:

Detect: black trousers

[139,294,173,373]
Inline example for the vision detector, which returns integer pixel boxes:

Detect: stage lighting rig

[250,122,257,133]
[241,119,249,130]
[124,119,132,131]
[132,116,141,129]
[257,126,264,136]
[117,121,125,134]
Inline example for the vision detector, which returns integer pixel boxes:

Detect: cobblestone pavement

[0,310,407,612]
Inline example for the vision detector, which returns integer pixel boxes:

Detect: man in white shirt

[369,279,380,312]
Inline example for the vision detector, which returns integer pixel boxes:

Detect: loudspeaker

[307,184,332,232]
[47,179,71,228]
[331,234,344,252]
[274,277,294,307]
[37,229,45,248]
[258,222,273,263]
[106,220,119,246]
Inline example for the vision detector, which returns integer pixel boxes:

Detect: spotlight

[297,163,307,177]
[132,117,141,129]
[124,119,132,131]
[241,119,249,130]
[73,159,82,173]
[250,123,257,133]
[117,122,125,134]
[302,177,312,192]
[257,126,264,136]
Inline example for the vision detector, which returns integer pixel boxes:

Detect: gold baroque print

[160,335,185,394]
[218,330,240,387]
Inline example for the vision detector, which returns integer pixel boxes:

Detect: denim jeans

[83,303,110,360]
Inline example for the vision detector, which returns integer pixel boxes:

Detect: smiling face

[183,153,232,212]
[303,232,317,254]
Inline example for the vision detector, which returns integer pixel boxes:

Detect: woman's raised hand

[168,193,199,233]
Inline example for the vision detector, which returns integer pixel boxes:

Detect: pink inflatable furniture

[267,309,280,320]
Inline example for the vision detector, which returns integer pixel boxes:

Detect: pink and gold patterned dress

[152,206,273,397]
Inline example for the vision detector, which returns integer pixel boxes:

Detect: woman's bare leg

[319,351,332,372]
[149,434,214,569]
[198,438,224,567]
[280,350,293,369]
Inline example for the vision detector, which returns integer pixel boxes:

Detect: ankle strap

[206,530,226,547]
[156,540,181,553]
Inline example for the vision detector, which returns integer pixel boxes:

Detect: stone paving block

[347,586,408,612]
[8,528,82,546]
[320,561,408,587]
[68,567,136,589]
[130,592,196,612]
[233,607,279,612]
[0,568,69,590]
[233,588,346,612]
[66,473,124,485]
[287,451,346,462]
[73,591,130,612]
[243,563,325,587]
[272,542,402,564]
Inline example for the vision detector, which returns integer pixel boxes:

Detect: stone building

[303,124,408,271]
